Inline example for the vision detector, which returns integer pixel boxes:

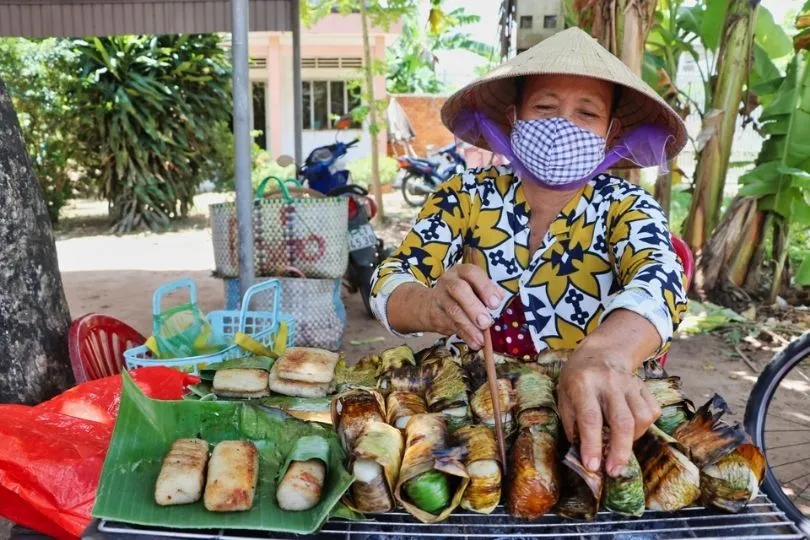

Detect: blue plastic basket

[124,278,295,374]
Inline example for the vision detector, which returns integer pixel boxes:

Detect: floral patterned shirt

[370,166,688,355]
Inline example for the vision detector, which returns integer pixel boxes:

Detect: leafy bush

[347,155,399,186]
[0,39,78,223]
[72,34,232,232]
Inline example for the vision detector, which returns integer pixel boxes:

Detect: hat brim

[440,28,687,169]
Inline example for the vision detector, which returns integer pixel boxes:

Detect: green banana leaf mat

[92,372,354,533]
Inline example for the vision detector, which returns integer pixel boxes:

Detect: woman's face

[511,75,615,138]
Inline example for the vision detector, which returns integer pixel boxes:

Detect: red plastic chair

[659,233,695,368]
[68,314,146,383]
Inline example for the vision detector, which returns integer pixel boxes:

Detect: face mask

[510,116,608,188]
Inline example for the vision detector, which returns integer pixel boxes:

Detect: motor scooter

[276,118,388,317]
[396,142,467,207]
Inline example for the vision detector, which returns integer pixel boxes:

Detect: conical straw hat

[441,27,687,168]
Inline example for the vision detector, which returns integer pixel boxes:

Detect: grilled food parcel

[354,344,766,523]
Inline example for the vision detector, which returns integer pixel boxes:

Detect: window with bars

[302,80,362,130]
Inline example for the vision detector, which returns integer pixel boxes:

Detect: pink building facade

[246,14,401,160]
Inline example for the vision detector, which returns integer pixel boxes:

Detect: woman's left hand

[557,345,661,478]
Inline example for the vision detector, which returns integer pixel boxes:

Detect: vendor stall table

[83,494,803,540]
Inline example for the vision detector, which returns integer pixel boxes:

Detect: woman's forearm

[386,283,433,335]
[576,308,662,371]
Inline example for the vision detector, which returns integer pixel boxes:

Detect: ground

[0,191,803,538]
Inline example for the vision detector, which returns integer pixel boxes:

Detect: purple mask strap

[453,110,674,187]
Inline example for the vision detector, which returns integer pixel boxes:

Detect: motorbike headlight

[313,148,332,162]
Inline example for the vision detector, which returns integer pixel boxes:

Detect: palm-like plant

[73,34,231,233]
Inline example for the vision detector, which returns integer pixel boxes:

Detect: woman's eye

[535,105,554,111]
[579,110,598,118]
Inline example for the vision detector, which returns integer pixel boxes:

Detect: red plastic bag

[0,367,197,539]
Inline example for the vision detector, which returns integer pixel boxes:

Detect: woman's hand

[386,265,505,347]
[557,311,662,477]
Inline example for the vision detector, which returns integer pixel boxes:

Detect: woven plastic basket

[124,278,294,374]
[222,272,346,351]
[209,178,349,279]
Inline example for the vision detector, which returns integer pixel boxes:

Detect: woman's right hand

[422,264,505,350]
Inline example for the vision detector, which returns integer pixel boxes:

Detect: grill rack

[90,495,805,540]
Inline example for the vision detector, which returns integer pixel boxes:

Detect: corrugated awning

[0,0,294,38]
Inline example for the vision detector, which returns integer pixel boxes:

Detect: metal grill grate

[93,495,804,539]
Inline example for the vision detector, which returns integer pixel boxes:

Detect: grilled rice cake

[204,441,259,512]
[155,438,209,506]
[276,347,339,383]
[212,368,270,398]
[269,362,336,398]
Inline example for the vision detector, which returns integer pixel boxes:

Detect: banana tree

[699,15,810,304]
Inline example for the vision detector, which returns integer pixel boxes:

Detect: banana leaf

[515,371,556,414]
[507,425,560,519]
[379,345,416,373]
[378,364,429,394]
[645,377,687,408]
[700,443,766,513]
[673,394,747,467]
[331,388,386,451]
[277,435,330,481]
[534,349,570,381]
[385,391,427,429]
[636,425,701,512]
[603,452,645,517]
[394,413,469,523]
[559,445,602,520]
[425,357,469,412]
[470,379,514,435]
[93,373,353,533]
[346,421,404,514]
[657,404,694,435]
[260,396,332,425]
[455,425,501,514]
[199,356,276,381]
[334,355,381,391]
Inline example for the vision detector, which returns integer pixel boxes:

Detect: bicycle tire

[744,331,810,532]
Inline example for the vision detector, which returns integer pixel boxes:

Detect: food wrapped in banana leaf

[673,394,747,468]
[507,424,560,519]
[645,376,695,435]
[378,364,429,395]
[517,407,560,431]
[471,379,514,435]
[260,396,332,424]
[331,388,386,450]
[455,425,502,514]
[386,391,428,429]
[700,443,765,513]
[335,354,381,391]
[425,357,471,431]
[603,451,645,517]
[379,345,416,373]
[394,413,469,523]
[534,349,570,381]
[415,344,454,365]
[558,445,602,520]
[635,425,700,511]
[348,421,404,513]
[515,370,555,412]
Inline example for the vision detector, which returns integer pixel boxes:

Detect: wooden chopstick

[465,248,508,469]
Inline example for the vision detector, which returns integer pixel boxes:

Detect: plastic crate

[124,278,294,374]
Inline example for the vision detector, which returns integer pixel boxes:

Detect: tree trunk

[0,78,74,404]
[360,1,385,222]
[768,216,790,304]
[682,0,759,255]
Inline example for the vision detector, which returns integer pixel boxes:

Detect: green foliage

[72,34,232,233]
[387,5,495,94]
[347,155,399,186]
[0,38,78,223]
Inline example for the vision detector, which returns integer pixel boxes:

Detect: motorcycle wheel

[401,174,430,208]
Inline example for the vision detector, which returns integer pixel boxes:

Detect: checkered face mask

[510,117,607,187]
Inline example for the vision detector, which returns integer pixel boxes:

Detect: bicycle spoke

[766,428,810,432]
[771,456,810,469]
[765,412,810,430]
[766,440,810,451]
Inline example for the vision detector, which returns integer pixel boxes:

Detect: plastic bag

[0,367,197,539]
[152,303,224,359]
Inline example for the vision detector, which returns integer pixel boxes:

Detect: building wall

[245,14,399,162]
[387,95,455,157]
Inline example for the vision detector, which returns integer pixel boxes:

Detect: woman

[369,28,688,478]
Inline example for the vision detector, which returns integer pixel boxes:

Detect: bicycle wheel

[744,331,810,532]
